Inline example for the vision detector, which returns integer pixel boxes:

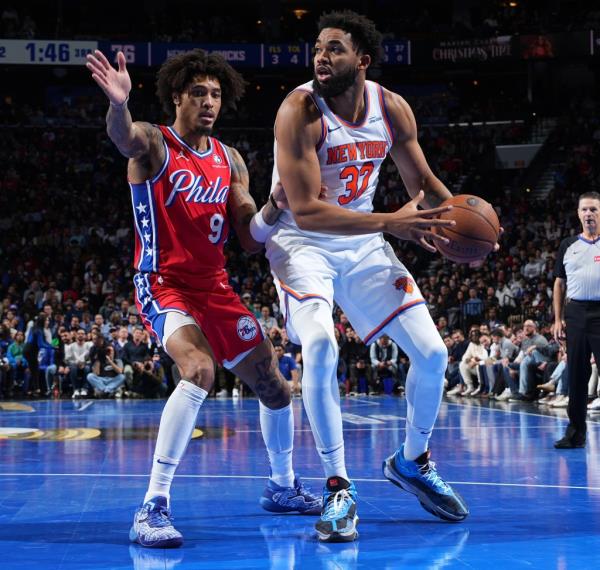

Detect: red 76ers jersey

[129,126,232,285]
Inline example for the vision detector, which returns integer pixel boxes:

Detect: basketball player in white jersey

[266,11,471,542]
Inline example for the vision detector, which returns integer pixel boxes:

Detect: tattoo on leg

[253,356,289,407]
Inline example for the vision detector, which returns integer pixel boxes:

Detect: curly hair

[156,49,246,121]
[317,10,383,66]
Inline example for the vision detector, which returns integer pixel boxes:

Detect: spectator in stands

[509,320,550,402]
[66,328,92,398]
[538,348,569,408]
[370,334,399,395]
[123,327,152,390]
[126,313,140,335]
[463,288,484,329]
[131,351,167,398]
[6,331,29,396]
[87,337,125,398]
[457,330,488,397]
[94,313,111,340]
[0,344,10,398]
[274,344,300,396]
[340,327,371,396]
[45,329,72,397]
[113,325,130,361]
[258,305,278,335]
[23,315,55,396]
[485,328,518,399]
[437,316,450,337]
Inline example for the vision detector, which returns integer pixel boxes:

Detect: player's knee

[178,353,214,391]
[412,339,447,377]
[303,327,337,369]
[427,340,448,376]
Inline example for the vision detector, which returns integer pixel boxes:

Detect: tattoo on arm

[227,146,258,227]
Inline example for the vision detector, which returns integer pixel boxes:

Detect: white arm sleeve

[249,207,276,243]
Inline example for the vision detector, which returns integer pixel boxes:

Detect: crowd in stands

[3,1,599,43]
[1,78,599,412]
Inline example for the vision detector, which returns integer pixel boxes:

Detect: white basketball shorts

[266,229,426,344]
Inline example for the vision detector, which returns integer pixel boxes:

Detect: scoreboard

[0,39,97,65]
[0,39,411,68]
[263,43,308,67]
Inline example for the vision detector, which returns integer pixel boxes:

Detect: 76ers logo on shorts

[237,316,258,341]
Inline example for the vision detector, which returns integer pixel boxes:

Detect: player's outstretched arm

[227,147,280,253]
[275,92,455,249]
[86,50,152,159]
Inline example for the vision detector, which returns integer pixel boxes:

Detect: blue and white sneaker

[315,476,358,543]
[129,496,183,548]
[260,475,322,515]
[382,445,469,522]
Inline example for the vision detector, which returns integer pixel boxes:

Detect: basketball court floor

[1,394,599,569]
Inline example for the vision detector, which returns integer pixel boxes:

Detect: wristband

[110,96,129,109]
[269,194,279,210]
[249,208,275,243]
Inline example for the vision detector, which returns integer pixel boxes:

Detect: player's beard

[193,125,213,136]
[312,65,358,98]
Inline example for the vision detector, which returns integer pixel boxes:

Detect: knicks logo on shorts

[237,316,258,341]
[394,276,414,294]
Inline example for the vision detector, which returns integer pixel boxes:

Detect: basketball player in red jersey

[86,48,320,549]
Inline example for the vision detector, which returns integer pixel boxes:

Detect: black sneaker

[315,476,358,543]
[508,393,527,402]
[554,425,586,449]
[383,445,469,522]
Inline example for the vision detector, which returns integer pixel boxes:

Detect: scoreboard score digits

[263,43,308,67]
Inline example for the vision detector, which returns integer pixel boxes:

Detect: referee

[553,191,600,449]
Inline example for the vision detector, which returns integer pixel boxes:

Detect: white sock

[317,442,348,480]
[260,402,294,487]
[292,302,349,481]
[144,380,207,505]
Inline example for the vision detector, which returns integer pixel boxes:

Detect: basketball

[433,195,500,263]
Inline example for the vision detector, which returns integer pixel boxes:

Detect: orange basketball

[433,195,500,263]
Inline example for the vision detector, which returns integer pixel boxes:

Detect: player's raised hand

[387,190,456,252]
[86,50,131,106]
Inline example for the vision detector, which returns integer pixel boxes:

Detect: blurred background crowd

[1,0,599,410]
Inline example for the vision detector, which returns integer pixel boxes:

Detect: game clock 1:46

[0,40,98,65]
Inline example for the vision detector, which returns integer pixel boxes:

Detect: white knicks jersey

[271,79,394,240]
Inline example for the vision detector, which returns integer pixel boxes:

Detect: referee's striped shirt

[554,235,600,301]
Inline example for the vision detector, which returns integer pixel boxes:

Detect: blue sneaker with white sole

[260,475,322,515]
[382,445,469,522]
[315,476,358,543]
[129,496,183,548]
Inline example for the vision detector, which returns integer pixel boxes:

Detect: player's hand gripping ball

[433,195,500,264]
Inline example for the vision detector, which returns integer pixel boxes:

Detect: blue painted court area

[1,396,599,569]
